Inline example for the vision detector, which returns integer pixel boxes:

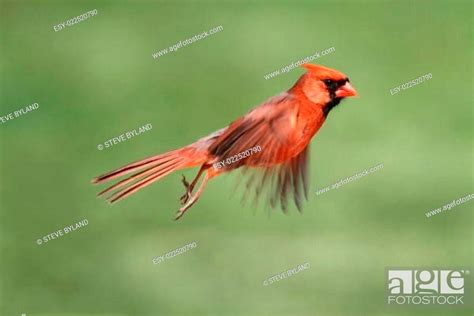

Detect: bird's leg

[175,172,210,220]
[180,166,205,205]
[179,175,192,204]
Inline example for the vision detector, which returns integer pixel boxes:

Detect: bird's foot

[175,209,185,220]
[175,171,209,221]
[179,175,193,205]
[175,203,191,220]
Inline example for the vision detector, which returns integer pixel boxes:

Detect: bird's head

[297,64,357,116]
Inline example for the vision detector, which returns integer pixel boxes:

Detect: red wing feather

[207,93,309,212]
[208,93,298,168]
[238,147,309,212]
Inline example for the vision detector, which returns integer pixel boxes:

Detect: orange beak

[336,82,358,98]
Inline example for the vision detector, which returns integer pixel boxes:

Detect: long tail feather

[91,150,179,184]
[92,127,226,204]
[92,146,208,203]
[107,160,181,203]
[97,157,184,197]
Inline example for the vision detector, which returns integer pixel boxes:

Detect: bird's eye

[323,79,334,85]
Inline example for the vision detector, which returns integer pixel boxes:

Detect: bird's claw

[179,175,192,205]
[175,210,185,220]
[180,192,192,205]
[181,175,190,188]
[175,204,189,220]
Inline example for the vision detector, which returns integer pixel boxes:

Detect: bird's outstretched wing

[208,93,310,212]
[237,147,309,212]
[208,93,297,166]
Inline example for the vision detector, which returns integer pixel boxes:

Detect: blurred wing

[208,93,296,167]
[208,93,310,212]
[239,146,309,212]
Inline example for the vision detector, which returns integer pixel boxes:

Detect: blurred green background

[1,0,473,315]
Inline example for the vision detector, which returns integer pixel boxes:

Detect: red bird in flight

[92,64,358,219]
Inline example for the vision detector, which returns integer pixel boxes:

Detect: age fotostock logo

[387,268,470,305]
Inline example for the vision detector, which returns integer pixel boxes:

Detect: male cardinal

[92,64,357,219]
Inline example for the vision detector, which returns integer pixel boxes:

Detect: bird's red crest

[301,64,348,81]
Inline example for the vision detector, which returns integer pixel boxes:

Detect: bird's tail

[92,145,207,203]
